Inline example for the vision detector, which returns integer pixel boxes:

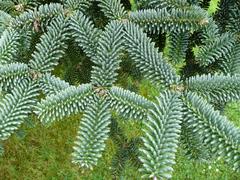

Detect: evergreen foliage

[207,0,221,15]
[128,5,209,33]
[0,63,30,91]
[0,78,39,140]
[220,43,240,74]
[63,0,93,12]
[91,21,124,87]
[39,74,71,96]
[195,32,236,66]
[124,22,180,87]
[187,74,240,104]
[36,84,94,124]
[0,29,20,64]
[72,97,111,169]
[11,3,64,30]
[28,15,69,73]
[97,0,127,20]
[108,86,153,120]
[139,90,182,179]
[165,31,189,64]
[183,92,240,171]
[0,10,12,35]
[0,0,240,179]
[69,11,101,60]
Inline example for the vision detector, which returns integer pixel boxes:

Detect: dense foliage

[0,0,240,179]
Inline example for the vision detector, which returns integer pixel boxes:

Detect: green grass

[225,101,240,127]
[0,80,240,179]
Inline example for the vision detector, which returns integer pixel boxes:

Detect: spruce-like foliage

[164,31,189,64]
[195,32,236,66]
[72,97,111,169]
[0,0,240,179]
[0,1,88,153]
[183,92,240,171]
[0,78,39,140]
[0,29,20,64]
[139,90,182,179]
[69,11,101,60]
[187,74,240,104]
[124,22,180,87]
[91,21,124,87]
[128,5,209,33]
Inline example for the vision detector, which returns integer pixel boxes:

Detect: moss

[173,148,240,180]
[138,79,161,101]
[117,119,143,141]
[224,101,240,127]
[0,99,240,179]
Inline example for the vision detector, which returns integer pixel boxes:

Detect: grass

[0,79,240,179]
[225,101,240,127]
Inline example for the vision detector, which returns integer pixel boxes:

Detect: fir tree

[0,0,240,179]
